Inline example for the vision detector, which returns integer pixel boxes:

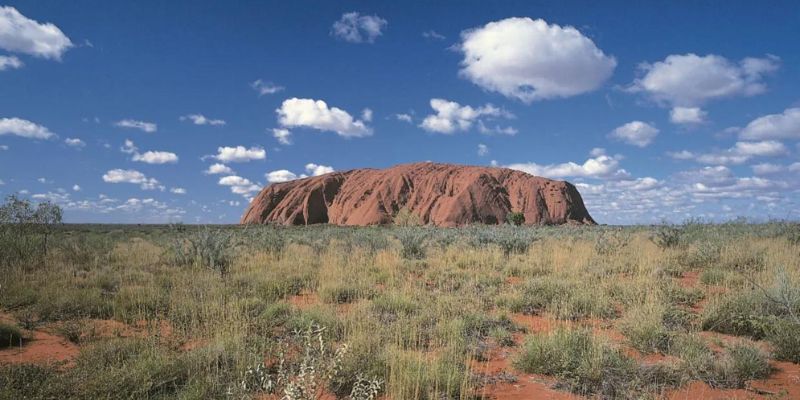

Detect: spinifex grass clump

[171,226,236,275]
[702,267,800,339]
[618,301,674,354]
[594,228,630,256]
[393,227,429,259]
[0,322,24,348]
[650,223,683,250]
[514,328,637,396]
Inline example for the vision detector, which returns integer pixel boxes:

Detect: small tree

[506,212,525,226]
[0,194,63,265]
[0,194,35,224]
[32,201,63,257]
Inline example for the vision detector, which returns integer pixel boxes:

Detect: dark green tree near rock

[506,212,525,226]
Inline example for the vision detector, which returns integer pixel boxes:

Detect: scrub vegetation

[0,196,799,399]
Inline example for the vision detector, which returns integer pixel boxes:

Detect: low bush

[710,343,772,389]
[618,302,673,354]
[514,328,637,396]
[386,346,469,400]
[320,282,374,304]
[393,228,429,259]
[670,335,771,389]
[506,212,525,226]
[170,227,236,275]
[766,319,800,363]
[699,268,727,285]
[651,224,683,249]
[0,322,24,348]
[594,229,630,256]
[701,291,772,339]
[0,363,59,399]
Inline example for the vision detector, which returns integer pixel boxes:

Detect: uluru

[240,162,595,226]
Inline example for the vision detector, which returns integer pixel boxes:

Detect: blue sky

[1,1,799,224]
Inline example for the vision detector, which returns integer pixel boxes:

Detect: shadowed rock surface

[241,162,596,226]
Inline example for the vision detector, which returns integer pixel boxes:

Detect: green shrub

[550,289,616,320]
[371,293,418,322]
[710,343,771,389]
[505,277,572,315]
[490,326,515,347]
[766,319,800,363]
[514,328,637,396]
[171,227,236,275]
[701,291,772,339]
[594,229,630,256]
[618,303,673,354]
[0,363,59,399]
[320,283,373,304]
[254,275,306,301]
[670,334,715,378]
[387,346,469,400]
[36,287,113,321]
[56,320,84,344]
[495,229,536,256]
[699,268,727,285]
[113,284,170,322]
[659,281,704,307]
[670,335,771,389]
[506,212,525,226]
[332,332,387,397]
[651,224,683,249]
[0,322,24,348]
[393,228,429,259]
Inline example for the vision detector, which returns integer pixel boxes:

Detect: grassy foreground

[0,222,799,399]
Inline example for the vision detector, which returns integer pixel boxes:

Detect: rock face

[241,162,596,226]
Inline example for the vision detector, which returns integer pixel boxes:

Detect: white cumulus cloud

[251,79,284,96]
[115,119,157,133]
[670,107,707,125]
[0,117,55,139]
[0,6,73,59]
[218,175,261,197]
[609,121,659,147]
[121,139,178,164]
[738,108,800,140]
[212,146,266,163]
[0,55,22,70]
[305,163,334,176]
[420,98,513,134]
[102,169,163,191]
[133,151,178,164]
[629,53,779,107]
[395,113,413,123]
[272,128,292,145]
[204,163,234,175]
[331,12,387,43]
[477,144,489,156]
[459,17,616,102]
[64,137,85,148]
[276,98,372,138]
[180,114,225,126]
[266,169,298,183]
[506,149,629,180]
[670,140,788,165]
